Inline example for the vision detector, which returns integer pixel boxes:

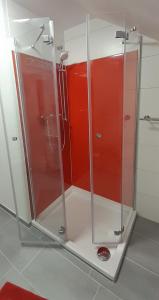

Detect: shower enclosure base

[32,186,136,281]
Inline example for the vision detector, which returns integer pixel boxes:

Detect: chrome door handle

[96,133,102,139]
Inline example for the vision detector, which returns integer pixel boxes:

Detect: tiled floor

[0,207,159,299]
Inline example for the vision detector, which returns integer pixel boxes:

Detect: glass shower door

[87,14,139,245]
[121,26,141,233]
[12,17,66,245]
[87,14,125,245]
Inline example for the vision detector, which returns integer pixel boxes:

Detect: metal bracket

[58,226,65,235]
[114,226,124,236]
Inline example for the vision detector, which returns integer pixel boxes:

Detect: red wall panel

[67,63,90,190]
[122,51,138,207]
[67,56,124,202]
[91,56,123,202]
[14,54,64,217]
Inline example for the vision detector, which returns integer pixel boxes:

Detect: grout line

[88,268,92,276]
[50,246,118,293]
[20,248,42,273]
[0,268,13,285]
[140,86,159,90]
[132,230,159,247]
[91,284,101,300]
[0,217,15,234]
[52,246,121,300]
[142,53,159,59]
[0,249,21,274]
[53,247,93,276]
[0,247,42,296]
[126,257,159,277]
[0,266,40,296]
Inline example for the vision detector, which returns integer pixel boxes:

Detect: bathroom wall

[64,19,124,65]
[1,1,159,223]
[64,20,159,222]
[0,0,40,221]
[136,36,159,223]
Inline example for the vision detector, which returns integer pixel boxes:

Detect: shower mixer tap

[96,133,102,139]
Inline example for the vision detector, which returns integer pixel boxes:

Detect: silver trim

[49,20,67,242]
[86,15,95,244]
[13,18,67,245]
[13,40,36,220]
[140,115,159,122]
[133,35,143,212]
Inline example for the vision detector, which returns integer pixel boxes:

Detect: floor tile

[126,231,159,274]
[0,268,35,293]
[90,269,113,290]
[94,286,120,300]
[27,226,44,240]
[56,247,91,274]
[91,258,159,300]
[23,248,98,300]
[0,220,40,271]
[0,251,12,280]
[134,216,159,244]
[0,208,13,231]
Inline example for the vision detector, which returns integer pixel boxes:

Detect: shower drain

[97,247,111,261]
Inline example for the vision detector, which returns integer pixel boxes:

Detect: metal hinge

[114,226,124,236]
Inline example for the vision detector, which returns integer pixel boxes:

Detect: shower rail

[140,115,159,122]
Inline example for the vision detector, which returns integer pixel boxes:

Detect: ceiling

[14,0,159,41]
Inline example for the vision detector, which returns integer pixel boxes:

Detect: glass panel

[12,18,66,244]
[87,13,126,245]
[121,27,140,234]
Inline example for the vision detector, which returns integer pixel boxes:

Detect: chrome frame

[87,14,140,246]
[87,14,124,246]
[49,20,67,242]
[133,35,143,211]
[86,15,95,244]
[121,30,142,239]
[14,40,36,220]
[13,17,67,245]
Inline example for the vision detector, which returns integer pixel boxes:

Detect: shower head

[60,51,68,63]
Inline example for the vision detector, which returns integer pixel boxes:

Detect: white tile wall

[0,0,36,222]
[136,37,159,222]
[64,19,124,65]
[141,55,159,89]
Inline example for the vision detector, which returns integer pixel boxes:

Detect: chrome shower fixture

[115,30,129,40]
[130,26,137,32]
[60,51,69,63]
[115,26,137,44]
[32,24,45,49]
[43,35,54,45]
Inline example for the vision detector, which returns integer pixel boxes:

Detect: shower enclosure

[11,14,141,280]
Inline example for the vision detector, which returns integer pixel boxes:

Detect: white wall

[0,0,40,222]
[64,20,159,223]
[64,19,137,65]
[136,36,159,223]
